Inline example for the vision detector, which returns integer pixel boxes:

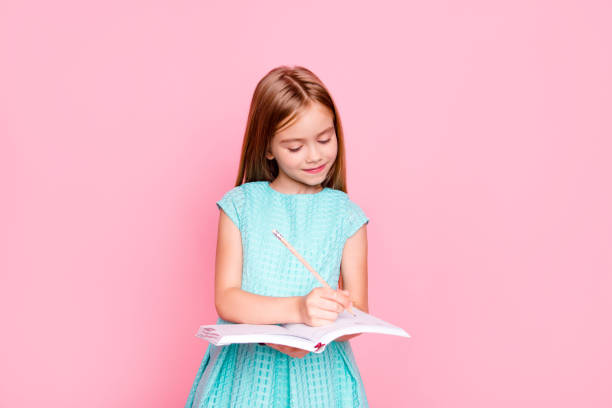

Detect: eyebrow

[279,125,334,143]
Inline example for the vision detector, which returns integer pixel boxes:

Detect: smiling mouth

[304,164,326,172]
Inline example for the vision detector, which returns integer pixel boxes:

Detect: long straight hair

[233,65,349,193]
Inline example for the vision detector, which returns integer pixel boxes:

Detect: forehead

[275,103,334,142]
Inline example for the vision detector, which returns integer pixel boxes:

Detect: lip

[303,163,326,174]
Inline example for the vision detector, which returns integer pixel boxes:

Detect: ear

[265,150,274,160]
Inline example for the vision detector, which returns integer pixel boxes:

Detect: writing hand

[299,287,352,327]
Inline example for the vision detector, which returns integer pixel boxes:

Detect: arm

[336,223,369,341]
[214,209,303,325]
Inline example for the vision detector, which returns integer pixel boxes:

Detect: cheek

[280,153,304,168]
[326,140,339,159]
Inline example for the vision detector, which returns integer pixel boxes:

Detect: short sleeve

[216,186,245,230]
[343,198,369,239]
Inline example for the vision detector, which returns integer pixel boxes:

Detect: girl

[185,65,370,407]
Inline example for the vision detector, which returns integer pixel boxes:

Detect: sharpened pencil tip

[347,306,356,316]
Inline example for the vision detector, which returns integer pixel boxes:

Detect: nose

[306,144,322,164]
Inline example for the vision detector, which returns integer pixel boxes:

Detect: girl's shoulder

[215,182,267,230]
[215,181,266,216]
[327,189,369,239]
[325,186,362,207]
[218,180,263,196]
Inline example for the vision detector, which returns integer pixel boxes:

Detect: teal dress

[185,180,370,407]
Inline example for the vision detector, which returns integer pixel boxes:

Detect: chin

[293,176,323,187]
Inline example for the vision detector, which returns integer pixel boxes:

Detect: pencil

[272,229,356,316]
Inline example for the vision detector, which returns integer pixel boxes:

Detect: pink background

[2,1,611,407]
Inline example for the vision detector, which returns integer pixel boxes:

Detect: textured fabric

[185,180,370,407]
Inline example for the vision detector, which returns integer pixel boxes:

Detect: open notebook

[195,308,410,353]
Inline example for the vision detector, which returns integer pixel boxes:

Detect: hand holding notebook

[196,307,410,353]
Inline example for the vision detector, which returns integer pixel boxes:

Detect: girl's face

[266,103,338,192]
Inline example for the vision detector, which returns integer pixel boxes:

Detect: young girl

[185,65,370,407]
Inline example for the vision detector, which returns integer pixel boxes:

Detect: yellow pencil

[272,229,356,316]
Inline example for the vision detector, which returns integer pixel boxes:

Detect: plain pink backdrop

[2,0,611,407]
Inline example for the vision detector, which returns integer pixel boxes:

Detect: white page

[196,325,318,351]
[197,323,290,339]
[195,308,410,352]
[280,308,408,343]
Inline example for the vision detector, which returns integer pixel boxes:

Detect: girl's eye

[288,139,331,153]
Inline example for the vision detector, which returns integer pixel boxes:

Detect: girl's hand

[299,287,352,327]
[263,343,310,358]
[335,333,361,342]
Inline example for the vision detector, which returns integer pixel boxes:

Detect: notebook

[195,307,410,353]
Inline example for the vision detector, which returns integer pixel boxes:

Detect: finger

[289,349,308,358]
[319,287,339,300]
[341,290,352,307]
[269,344,290,354]
[270,344,307,358]
[321,291,351,310]
[280,345,299,353]
[338,290,352,306]
[314,309,340,321]
[317,298,344,313]
[337,290,352,308]
[267,343,286,351]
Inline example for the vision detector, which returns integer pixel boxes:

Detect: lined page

[280,308,404,342]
